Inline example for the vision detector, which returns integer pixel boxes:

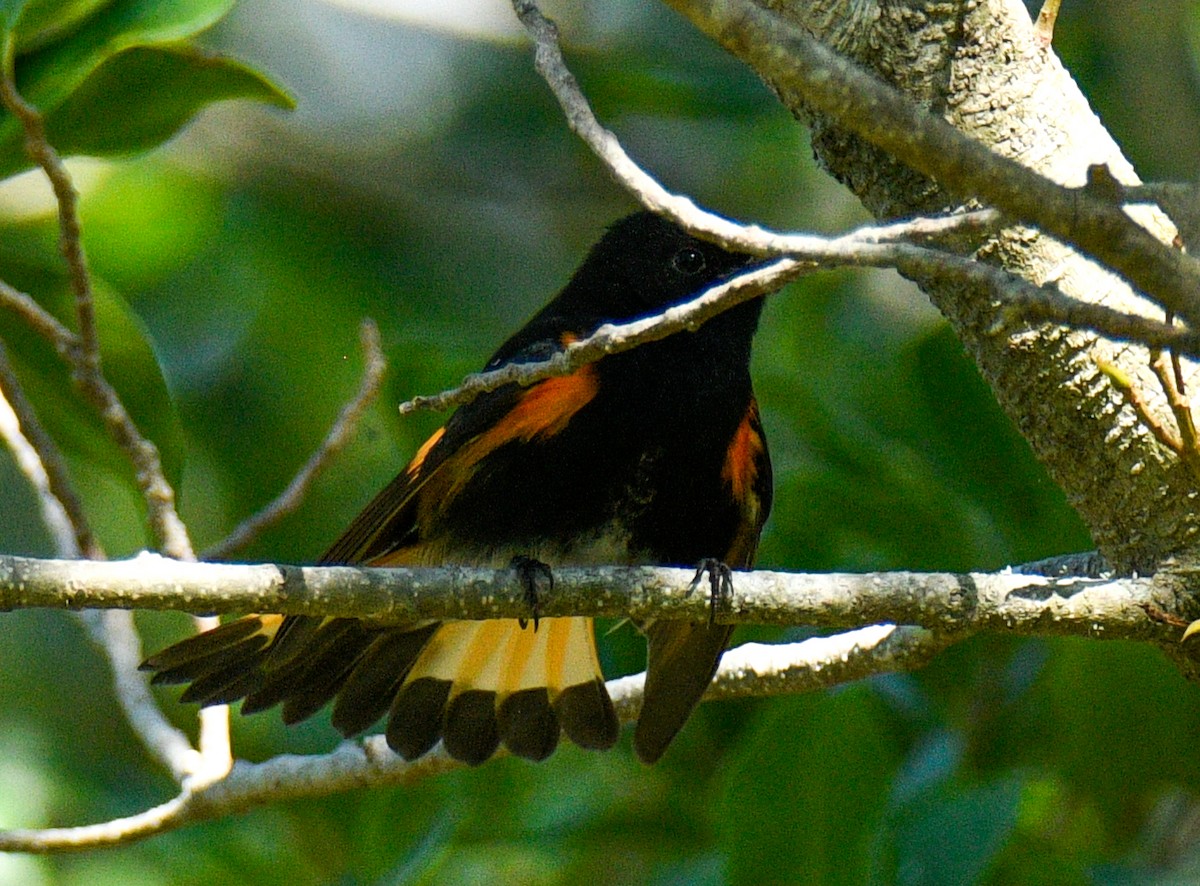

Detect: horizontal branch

[1,550,1194,853]
[0,553,1189,643]
[0,624,948,853]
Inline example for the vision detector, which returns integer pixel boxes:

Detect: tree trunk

[668,0,1196,574]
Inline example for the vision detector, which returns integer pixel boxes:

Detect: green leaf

[0,0,290,178]
[43,45,293,159]
[0,252,185,551]
[12,0,112,51]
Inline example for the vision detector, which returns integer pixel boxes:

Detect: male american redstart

[143,211,773,765]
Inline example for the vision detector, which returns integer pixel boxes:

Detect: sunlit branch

[0,625,951,853]
[0,553,1181,646]
[658,0,1200,326]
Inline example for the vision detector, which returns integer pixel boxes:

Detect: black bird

[143,211,773,765]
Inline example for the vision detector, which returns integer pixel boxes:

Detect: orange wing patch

[405,426,446,479]
[419,366,599,512]
[473,367,598,451]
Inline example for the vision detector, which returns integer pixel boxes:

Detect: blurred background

[2,0,1200,882]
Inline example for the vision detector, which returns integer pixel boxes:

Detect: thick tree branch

[0,553,1187,646]
[658,0,1199,325]
[615,0,1197,574]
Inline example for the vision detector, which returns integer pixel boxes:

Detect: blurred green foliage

[1,1,1199,884]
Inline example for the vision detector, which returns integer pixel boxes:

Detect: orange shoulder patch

[413,366,600,522]
[721,399,768,567]
[469,366,598,457]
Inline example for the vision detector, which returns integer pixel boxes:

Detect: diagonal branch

[203,320,388,561]
[0,38,99,369]
[397,229,1200,420]
[656,0,1198,325]
[0,48,194,562]
[0,342,93,558]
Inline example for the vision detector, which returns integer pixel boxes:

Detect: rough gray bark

[667,0,1197,574]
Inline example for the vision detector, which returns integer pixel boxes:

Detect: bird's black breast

[432,305,765,567]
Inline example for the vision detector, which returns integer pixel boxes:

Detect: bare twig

[0,52,194,561]
[399,256,804,415]
[0,352,199,775]
[0,625,953,853]
[398,229,1200,421]
[1150,347,1200,477]
[1095,357,1184,455]
[0,41,225,779]
[0,38,98,369]
[203,320,387,561]
[512,0,1007,260]
[992,293,1200,355]
[657,0,1200,327]
[0,343,96,557]
[0,278,77,353]
[0,386,78,556]
[77,610,200,780]
[1034,0,1063,48]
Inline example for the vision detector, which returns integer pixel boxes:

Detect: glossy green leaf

[12,0,112,51]
[42,45,292,160]
[0,251,184,551]
[0,0,283,178]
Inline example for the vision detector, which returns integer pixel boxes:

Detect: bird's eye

[671,246,707,276]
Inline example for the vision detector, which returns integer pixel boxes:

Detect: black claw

[511,556,553,630]
[689,558,734,626]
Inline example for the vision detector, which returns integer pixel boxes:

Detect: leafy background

[1,0,1199,883]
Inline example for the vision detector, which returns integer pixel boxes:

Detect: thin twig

[0,375,79,557]
[77,610,200,781]
[513,0,1008,260]
[0,342,97,557]
[399,256,804,415]
[0,355,196,775]
[398,228,1200,420]
[1148,309,1200,474]
[0,278,77,354]
[1095,357,1185,456]
[0,38,99,370]
[1150,348,1200,471]
[1034,0,1063,48]
[0,53,194,561]
[0,625,952,853]
[203,320,388,561]
[0,41,224,776]
[990,287,1200,354]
